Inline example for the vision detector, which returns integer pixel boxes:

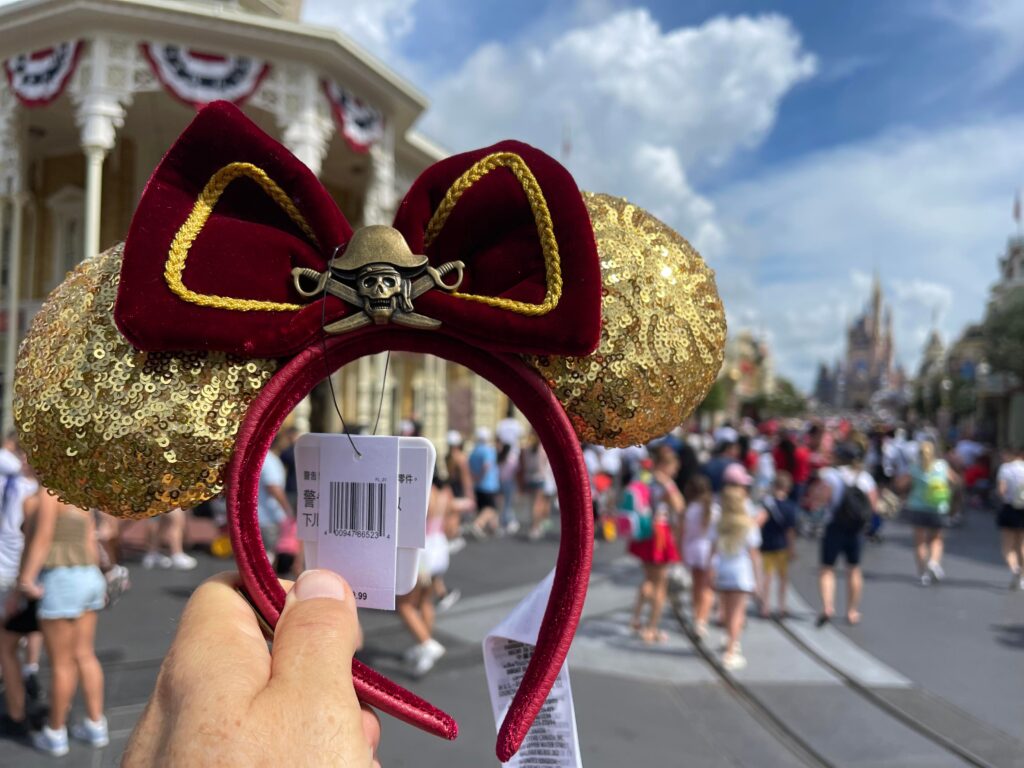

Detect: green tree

[697,378,727,414]
[761,377,806,417]
[983,287,1024,379]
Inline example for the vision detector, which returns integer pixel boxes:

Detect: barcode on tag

[327,481,386,538]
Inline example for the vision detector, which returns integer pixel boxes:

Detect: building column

[2,194,24,434]
[472,373,497,436]
[72,37,128,259]
[421,356,449,453]
[278,66,333,433]
[83,147,105,260]
[282,67,333,178]
[356,357,373,429]
[363,123,396,227]
[374,352,393,434]
[353,123,397,433]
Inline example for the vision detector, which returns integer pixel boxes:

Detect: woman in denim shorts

[16,488,108,756]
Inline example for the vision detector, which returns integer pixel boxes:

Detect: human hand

[17,580,43,600]
[124,570,381,767]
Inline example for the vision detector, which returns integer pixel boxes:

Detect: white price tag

[484,571,583,768]
[294,434,433,609]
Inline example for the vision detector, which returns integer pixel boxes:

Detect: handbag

[4,597,39,635]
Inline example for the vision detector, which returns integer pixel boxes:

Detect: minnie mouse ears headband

[14,101,726,759]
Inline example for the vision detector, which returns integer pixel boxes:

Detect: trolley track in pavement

[669,593,1002,768]
[668,595,835,768]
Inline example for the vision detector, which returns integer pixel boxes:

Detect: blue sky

[6,0,1020,389]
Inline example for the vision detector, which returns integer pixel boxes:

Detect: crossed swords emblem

[291,225,465,335]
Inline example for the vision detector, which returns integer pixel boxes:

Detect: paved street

[2,508,1023,767]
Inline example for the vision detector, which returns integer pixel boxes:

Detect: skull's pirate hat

[15,102,726,761]
[329,225,428,273]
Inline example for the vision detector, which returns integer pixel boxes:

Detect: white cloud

[719,118,1024,388]
[420,10,816,257]
[302,0,416,61]
[933,0,1024,84]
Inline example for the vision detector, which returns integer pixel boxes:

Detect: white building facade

[0,0,515,448]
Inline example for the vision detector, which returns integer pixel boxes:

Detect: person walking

[141,507,198,571]
[497,440,521,535]
[681,474,719,638]
[0,438,40,738]
[759,471,799,618]
[258,435,293,564]
[467,427,500,537]
[628,447,683,644]
[397,476,450,677]
[710,484,760,670]
[816,442,877,627]
[521,434,551,541]
[996,446,1024,590]
[443,431,474,553]
[901,441,956,586]
[16,488,108,756]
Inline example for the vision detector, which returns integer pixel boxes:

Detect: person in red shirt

[774,432,810,501]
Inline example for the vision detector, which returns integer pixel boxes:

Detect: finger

[266,570,361,708]
[161,572,271,704]
[362,705,381,755]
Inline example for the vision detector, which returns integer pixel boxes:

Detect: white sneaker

[169,552,198,571]
[412,639,446,677]
[722,651,747,671]
[927,561,944,582]
[437,588,462,613]
[142,551,172,570]
[920,571,933,587]
[503,520,521,536]
[71,715,109,747]
[32,725,69,756]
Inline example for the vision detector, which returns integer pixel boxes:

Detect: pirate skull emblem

[357,264,408,322]
[291,225,464,334]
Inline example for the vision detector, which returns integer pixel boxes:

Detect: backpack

[617,480,653,541]
[833,474,872,532]
[923,466,951,513]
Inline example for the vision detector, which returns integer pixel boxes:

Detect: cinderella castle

[814,274,905,411]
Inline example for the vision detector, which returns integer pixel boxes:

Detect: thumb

[267,570,362,709]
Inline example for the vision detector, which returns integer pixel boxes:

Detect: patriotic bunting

[4,42,82,107]
[141,43,269,108]
[323,79,384,153]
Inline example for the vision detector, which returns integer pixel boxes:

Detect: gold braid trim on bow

[165,162,316,312]
[424,152,563,316]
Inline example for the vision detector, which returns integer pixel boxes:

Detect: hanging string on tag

[320,280,363,458]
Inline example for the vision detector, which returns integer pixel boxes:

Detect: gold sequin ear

[526,192,726,447]
[14,243,277,518]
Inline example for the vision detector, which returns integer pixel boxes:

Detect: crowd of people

[0,429,204,757]
[3,403,1024,757]
[603,418,1024,671]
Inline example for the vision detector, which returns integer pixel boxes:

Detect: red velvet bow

[116,101,601,359]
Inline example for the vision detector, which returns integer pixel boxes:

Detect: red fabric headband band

[225,328,593,762]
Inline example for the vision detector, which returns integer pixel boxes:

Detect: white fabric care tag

[484,570,583,768]
[294,434,432,608]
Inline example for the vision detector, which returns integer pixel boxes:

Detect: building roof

[0,0,440,150]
